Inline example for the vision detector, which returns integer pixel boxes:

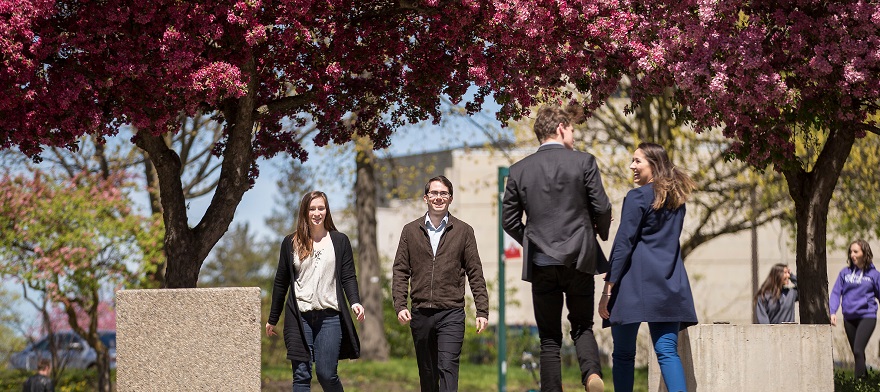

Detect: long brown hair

[292,191,337,261]
[637,142,696,210]
[754,264,789,304]
[847,239,874,269]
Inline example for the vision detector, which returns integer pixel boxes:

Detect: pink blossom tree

[627,0,880,323]
[4,0,875,323]
[0,0,635,288]
[46,301,117,333]
[0,170,163,392]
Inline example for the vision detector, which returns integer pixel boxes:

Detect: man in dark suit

[502,104,612,392]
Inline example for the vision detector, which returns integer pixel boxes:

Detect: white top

[294,236,339,312]
[424,213,449,256]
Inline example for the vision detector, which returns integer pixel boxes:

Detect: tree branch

[260,92,316,117]
[855,122,880,136]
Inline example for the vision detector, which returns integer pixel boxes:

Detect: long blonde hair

[638,142,696,210]
[292,191,337,261]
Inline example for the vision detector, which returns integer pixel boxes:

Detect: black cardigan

[268,231,361,361]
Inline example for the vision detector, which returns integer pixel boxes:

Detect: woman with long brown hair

[598,142,698,392]
[754,264,798,324]
[830,239,879,379]
[267,191,365,391]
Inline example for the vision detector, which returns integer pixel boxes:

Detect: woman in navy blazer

[598,142,698,392]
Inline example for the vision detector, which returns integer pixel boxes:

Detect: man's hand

[265,323,278,337]
[830,314,837,327]
[397,309,412,325]
[475,317,488,333]
[352,304,366,322]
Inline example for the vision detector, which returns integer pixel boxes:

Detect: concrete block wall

[116,287,262,391]
[647,324,833,392]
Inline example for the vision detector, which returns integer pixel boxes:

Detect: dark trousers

[292,309,344,392]
[532,265,601,391]
[410,307,466,392]
[844,317,877,378]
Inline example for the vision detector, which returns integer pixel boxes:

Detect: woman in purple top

[830,239,879,378]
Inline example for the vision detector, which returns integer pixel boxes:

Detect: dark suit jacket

[268,231,361,361]
[502,143,612,281]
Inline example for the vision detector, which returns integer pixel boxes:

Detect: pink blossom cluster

[0,0,641,160]
[1,0,878,168]
[628,0,880,167]
[191,62,249,102]
[35,302,117,336]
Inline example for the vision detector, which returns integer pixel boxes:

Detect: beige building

[375,145,877,370]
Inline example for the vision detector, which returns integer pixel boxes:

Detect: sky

[187,100,510,243]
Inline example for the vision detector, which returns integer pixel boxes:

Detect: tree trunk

[354,138,390,360]
[783,127,855,324]
[63,292,111,392]
[135,57,259,288]
[142,154,166,287]
[94,344,112,392]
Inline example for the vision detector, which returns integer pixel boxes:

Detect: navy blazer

[502,144,612,281]
[605,183,697,328]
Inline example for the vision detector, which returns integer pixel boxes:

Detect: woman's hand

[352,303,366,322]
[266,322,278,337]
[598,281,613,319]
[598,295,611,319]
[830,314,837,327]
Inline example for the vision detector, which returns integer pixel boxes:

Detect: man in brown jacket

[392,175,489,392]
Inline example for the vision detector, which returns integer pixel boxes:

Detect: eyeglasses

[426,191,451,199]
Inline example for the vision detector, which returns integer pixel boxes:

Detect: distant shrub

[834,369,880,392]
[0,368,108,392]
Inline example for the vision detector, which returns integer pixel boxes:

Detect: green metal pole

[497,166,509,392]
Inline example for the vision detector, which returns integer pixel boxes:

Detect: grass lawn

[0,359,649,391]
[262,358,650,391]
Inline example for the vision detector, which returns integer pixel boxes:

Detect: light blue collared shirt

[424,213,449,256]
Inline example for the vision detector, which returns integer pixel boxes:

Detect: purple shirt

[830,264,880,320]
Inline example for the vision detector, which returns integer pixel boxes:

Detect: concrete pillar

[647,324,833,392]
[116,287,261,391]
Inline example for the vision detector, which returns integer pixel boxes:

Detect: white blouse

[293,237,338,312]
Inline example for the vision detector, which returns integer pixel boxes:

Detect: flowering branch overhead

[0,0,637,160]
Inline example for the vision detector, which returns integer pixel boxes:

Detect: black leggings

[844,318,877,378]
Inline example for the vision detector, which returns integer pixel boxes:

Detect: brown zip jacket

[392,213,489,319]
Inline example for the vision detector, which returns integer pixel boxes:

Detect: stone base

[648,324,832,392]
[116,287,261,391]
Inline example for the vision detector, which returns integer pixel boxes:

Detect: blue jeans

[292,309,343,392]
[611,322,686,392]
